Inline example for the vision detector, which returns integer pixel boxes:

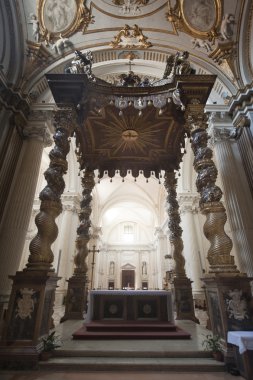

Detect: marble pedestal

[173,277,199,323]
[0,270,59,369]
[61,274,87,322]
[202,274,253,365]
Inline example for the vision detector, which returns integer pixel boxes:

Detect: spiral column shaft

[61,168,95,321]
[186,104,238,274]
[164,170,198,322]
[164,171,186,278]
[27,108,75,271]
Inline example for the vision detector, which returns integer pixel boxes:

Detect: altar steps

[39,351,225,372]
[73,322,191,340]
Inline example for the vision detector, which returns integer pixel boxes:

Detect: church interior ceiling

[4,0,246,109]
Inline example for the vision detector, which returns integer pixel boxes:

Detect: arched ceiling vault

[10,0,250,108]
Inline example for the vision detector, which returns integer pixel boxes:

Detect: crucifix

[88,245,100,289]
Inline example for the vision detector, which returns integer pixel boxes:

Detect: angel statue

[64,50,95,81]
[163,51,195,79]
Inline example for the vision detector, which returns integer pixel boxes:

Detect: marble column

[154,228,166,289]
[0,111,52,301]
[0,107,76,368]
[89,227,102,289]
[209,120,253,277]
[179,196,204,296]
[53,199,79,312]
[185,103,253,364]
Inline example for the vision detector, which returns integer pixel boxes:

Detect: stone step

[72,324,191,340]
[39,356,226,372]
[85,322,178,332]
[53,349,212,358]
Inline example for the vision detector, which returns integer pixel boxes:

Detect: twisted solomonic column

[74,168,95,277]
[26,108,77,271]
[61,168,95,321]
[164,170,198,322]
[164,171,186,278]
[185,103,239,274]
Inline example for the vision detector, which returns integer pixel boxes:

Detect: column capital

[90,226,102,240]
[62,204,78,213]
[154,227,165,238]
[23,108,55,147]
[179,204,198,215]
[208,112,250,145]
[178,194,199,207]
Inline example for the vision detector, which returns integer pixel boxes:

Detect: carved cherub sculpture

[220,14,235,40]
[28,13,40,42]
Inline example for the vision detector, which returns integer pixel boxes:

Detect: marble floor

[0,372,245,380]
[0,310,244,380]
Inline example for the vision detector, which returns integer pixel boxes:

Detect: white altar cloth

[86,290,174,323]
[227,331,253,354]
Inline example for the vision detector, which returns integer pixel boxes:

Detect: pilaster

[185,103,253,363]
[208,114,253,277]
[179,194,204,296]
[0,110,53,300]
[0,107,76,368]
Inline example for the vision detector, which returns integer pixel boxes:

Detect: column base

[61,274,87,322]
[0,269,59,368]
[0,345,39,370]
[202,273,253,363]
[173,277,199,323]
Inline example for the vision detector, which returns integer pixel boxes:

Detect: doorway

[122,270,135,289]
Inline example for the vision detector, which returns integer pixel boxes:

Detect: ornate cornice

[0,77,30,119]
[208,41,238,83]
[25,41,53,81]
[229,83,253,116]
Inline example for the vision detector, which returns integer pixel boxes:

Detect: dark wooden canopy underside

[46,74,216,178]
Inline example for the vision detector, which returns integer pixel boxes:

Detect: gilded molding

[167,0,222,43]
[26,40,52,72]
[208,41,237,82]
[110,24,152,49]
[90,1,167,20]
[37,0,93,44]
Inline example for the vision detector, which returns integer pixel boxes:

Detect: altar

[86,290,174,323]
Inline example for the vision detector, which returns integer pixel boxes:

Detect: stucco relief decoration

[15,288,36,319]
[167,0,222,44]
[226,289,249,321]
[110,24,152,48]
[112,0,149,15]
[38,0,93,44]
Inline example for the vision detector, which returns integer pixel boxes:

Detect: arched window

[123,223,134,242]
